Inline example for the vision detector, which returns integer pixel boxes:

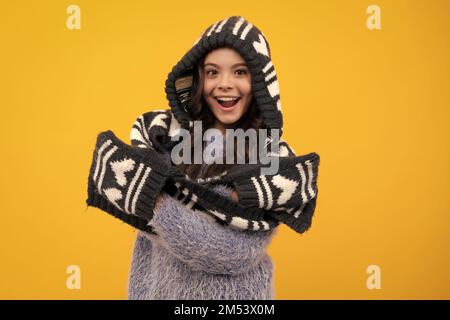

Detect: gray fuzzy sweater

[127,185,277,300]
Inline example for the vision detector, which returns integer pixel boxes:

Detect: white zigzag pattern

[110,158,135,187]
[260,176,273,209]
[125,163,145,215]
[305,160,316,198]
[215,18,229,33]
[130,115,151,147]
[232,17,245,35]
[138,115,150,143]
[98,145,118,193]
[205,18,230,37]
[251,177,265,208]
[94,139,112,182]
[130,127,147,146]
[103,187,123,210]
[240,22,253,40]
[272,175,299,206]
[296,163,308,204]
[206,21,219,36]
[262,61,281,111]
[131,167,151,215]
[267,80,280,98]
[149,113,168,130]
[168,111,181,138]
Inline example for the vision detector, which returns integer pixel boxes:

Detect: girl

[129,17,293,299]
[86,16,320,300]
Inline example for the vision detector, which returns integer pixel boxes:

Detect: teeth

[216,97,239,102]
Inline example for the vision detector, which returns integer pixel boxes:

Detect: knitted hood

[165,16,283,135]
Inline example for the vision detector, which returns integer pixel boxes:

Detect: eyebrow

[203,63,248,68]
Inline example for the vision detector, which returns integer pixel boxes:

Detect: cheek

[241,81,252,97]
[242,84,252,102]
[202,80,214,97]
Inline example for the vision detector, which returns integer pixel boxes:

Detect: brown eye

[206,69,217,76]
[235,69,248,76]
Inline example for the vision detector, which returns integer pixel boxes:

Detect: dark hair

[177,47,265,179]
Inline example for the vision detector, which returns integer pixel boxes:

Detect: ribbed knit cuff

[86,130,170,222]
[233,179,262,209]
[86,182,157,234]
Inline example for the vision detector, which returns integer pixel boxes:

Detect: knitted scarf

[85,16,321,235]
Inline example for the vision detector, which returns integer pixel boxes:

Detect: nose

[217,73,233,90]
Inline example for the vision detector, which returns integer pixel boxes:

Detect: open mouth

[215,97,240,109]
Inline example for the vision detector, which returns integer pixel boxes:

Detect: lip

[213,97,241,112]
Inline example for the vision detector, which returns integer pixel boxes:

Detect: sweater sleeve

[129,109,172,153]
[86,130,169,219]
[145,186,277,276]
[226,139,320,213]
[86,110,173,230]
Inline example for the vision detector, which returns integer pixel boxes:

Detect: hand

[231,190,239,203]
[154,194,163,212]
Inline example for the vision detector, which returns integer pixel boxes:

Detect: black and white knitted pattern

[165,16,283,134]
[128,110,280,231]
[86,128,171,234]
[86,110,319,234]
[86,16,320,235]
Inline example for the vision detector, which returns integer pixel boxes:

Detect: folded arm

[145,186,277,276]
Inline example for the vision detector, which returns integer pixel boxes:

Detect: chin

[216,114,241,125]
[212,108,249,128]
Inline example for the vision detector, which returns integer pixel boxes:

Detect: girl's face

[202,48,252,132]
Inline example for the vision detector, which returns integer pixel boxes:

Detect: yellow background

[1,0,449,299]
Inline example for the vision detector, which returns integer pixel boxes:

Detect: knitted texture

[86,15,321,234]
[128,185,276,300]
[86,15,321,300]
[86,130,170,234]
[86,110,320,234]
[166,16,283,134]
